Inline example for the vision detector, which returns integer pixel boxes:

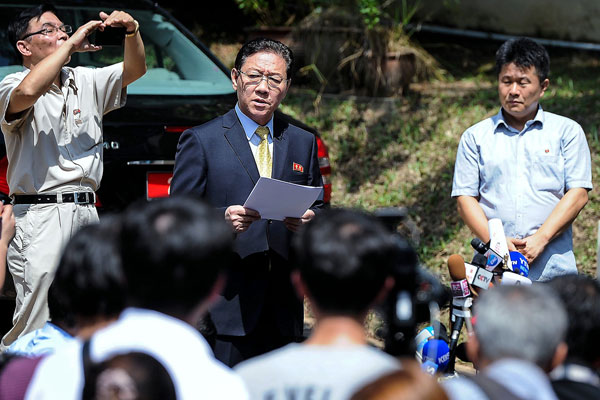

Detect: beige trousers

[1,202,98,349]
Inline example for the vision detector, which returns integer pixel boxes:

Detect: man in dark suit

[170,38,323,366]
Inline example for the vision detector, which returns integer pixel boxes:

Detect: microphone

[487,218,512,270]
[471,238,488,255]
[446,254,473,374]
[471,237,503,270]
[422,339,450,373]
[471,253,488,267]
[415,326,435,359]
[501,271,532,286]
[448,254,470,298]
[471,219,514,271]
[509,251,529,277]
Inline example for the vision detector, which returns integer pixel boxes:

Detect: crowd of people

[0,2,598,400]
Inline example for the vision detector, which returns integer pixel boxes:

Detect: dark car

[0,0,332,212]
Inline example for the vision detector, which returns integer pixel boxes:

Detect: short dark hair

[49,216,126,330]
[7,3,58,60]
[548,275,600,366]
[234,37,294,79]
[292,208,399,315]
[495,37,550,83]
[120,197,234,316]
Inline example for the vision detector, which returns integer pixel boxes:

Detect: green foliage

[358,0,381,30]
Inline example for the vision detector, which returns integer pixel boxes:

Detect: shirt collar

[22,66,77,90]
[235,103,274,142]
[493,105,545,133]
[61,67,76,89]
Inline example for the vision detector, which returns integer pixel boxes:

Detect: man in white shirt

[0,3,146,347]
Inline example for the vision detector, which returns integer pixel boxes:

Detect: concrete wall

[415,0,600,43]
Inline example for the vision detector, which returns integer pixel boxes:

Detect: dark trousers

[210,251,304,367]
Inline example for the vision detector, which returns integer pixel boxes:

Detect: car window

[0,5,234,96]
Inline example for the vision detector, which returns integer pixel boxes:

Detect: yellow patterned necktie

[255,126,272,178]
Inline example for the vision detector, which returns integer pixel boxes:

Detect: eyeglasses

[20,24,72,40]
[235,69,289,90]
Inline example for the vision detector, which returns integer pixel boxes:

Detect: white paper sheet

[243,177,323,220]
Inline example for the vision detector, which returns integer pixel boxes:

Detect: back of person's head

[548,275,600,366]
[235,37,294,78]
[7,3,58,60]
[120,196,234,316]
[495,37,550,82]
[83,352,176,400]
[473,284,567,369]
[49,216,126,332]
[292,208,399,316]
[350,359,449,400]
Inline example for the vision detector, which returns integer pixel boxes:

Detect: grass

[280,47,600,281]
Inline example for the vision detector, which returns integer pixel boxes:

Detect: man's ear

[547,342,568,372]
[539,78,550,97]
[16,40,31,57]
[231,69,239,91]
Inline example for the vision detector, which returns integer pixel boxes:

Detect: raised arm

[7,20,103,120]
[99,10,146,88]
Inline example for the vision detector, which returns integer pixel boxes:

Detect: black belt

[13,192,96,205]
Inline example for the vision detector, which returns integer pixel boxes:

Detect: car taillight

[315,136,332,203]
[164,126,192,134]
[94,192,102,208]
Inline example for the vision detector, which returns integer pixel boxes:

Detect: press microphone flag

[422,339,451,372]
[487,219,512,271]
[509,251,529,277]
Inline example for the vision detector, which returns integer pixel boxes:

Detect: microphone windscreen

[422,339,450,372]
[470,238,488,254]
[509,251,529,277]
[447,254,466,281]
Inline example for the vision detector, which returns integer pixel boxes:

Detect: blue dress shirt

[452,107,592,281]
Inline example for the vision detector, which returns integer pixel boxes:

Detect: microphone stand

[447,296,472,374]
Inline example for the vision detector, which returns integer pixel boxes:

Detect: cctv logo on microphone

[475,269,492,285]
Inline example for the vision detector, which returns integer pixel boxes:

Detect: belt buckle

[73,192,88,204]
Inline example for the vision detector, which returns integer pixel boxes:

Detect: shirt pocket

[532,155,564,193]
[288,171,308,185]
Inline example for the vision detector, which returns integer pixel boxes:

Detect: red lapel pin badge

[293,162,304,173]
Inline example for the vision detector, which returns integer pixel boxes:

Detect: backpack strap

[80,339,95,400]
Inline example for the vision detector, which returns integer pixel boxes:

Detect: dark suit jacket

[170,109,323,336]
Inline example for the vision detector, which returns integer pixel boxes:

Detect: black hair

[234,37,294,79]
[495,37,550,83]
[292,208,399,316]
[49,216,126,330]
[120,196,234,316]
[548,275,600,366]
[7,3,58,60]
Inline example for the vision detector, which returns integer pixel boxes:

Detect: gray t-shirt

[235,343,401,400]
